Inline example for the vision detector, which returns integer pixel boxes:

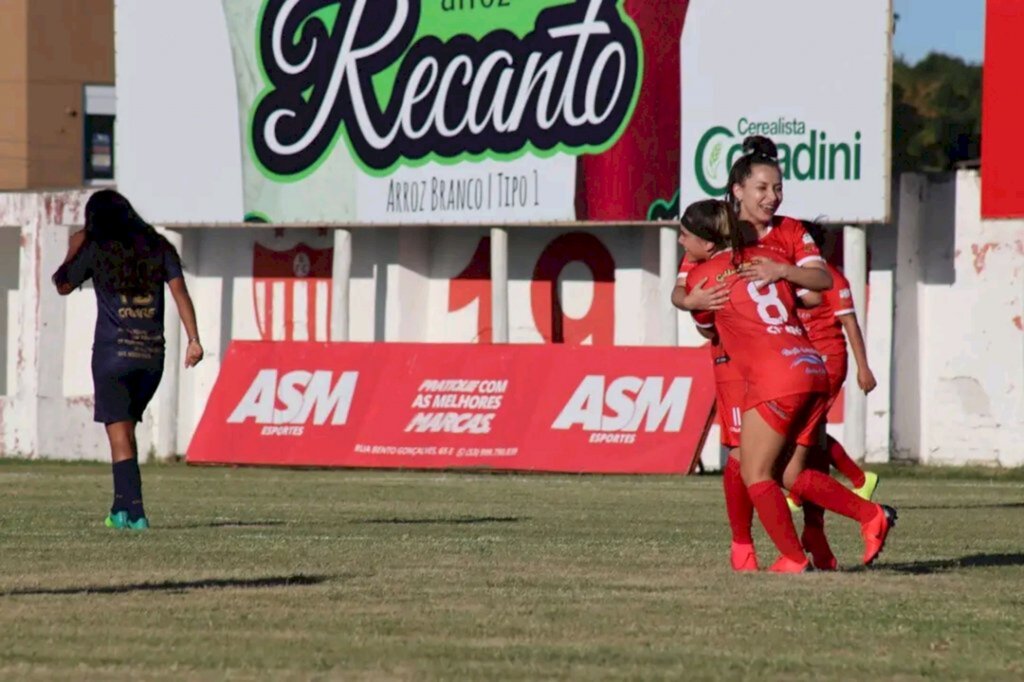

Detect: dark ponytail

[725,135,781,211]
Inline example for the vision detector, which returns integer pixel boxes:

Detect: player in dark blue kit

[52,190,203,530]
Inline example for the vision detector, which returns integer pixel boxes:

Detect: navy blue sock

[112,459,145,520]
[111,459,132,514]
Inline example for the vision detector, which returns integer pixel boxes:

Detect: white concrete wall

[5,172,1023,467]
[893,171,1024,466]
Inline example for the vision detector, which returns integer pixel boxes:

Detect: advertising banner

[981,0,1024,218]
[679,0,892,223]
[187,341,716,474]
[220,0,686,223]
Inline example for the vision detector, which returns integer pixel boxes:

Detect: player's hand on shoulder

[185,339,204,368]
[684,277,728,311]
[740,257,787,285]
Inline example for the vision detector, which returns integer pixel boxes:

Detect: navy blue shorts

[92,359,164,424]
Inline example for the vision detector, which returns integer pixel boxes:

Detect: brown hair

[680,199,747,265]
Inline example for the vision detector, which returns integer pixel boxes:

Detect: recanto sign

[693,119,864,196]
[251,0,643,178]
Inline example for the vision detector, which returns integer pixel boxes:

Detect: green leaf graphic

[707,142,722,180]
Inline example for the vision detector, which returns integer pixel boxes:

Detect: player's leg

[782,397,897,566]
[822,354,879,498]
[116,366,163,530]
[717,381,756,571]
[739,405,807,573]
[104,420,145,528]
[798,443,837,570]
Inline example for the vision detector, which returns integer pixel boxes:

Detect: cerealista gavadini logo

[694,118,865,196]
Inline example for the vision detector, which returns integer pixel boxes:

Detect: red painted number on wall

[448,232,616,344]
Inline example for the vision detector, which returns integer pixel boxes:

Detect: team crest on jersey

[252,243,333,341]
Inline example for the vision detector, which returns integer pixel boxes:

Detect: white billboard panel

[680,0,892,223]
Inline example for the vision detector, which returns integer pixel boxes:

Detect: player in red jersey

[794,223,880,506]
[679,199,897,572]
[672,136,833,571]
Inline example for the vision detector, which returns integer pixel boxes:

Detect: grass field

[2,461,1023,681]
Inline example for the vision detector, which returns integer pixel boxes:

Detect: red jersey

[684,247,828,408]
[759,215,824,268]
[678,254,738,381]
[796,263,855,359]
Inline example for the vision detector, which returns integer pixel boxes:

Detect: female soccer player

[796,222,880,500]
[672,135,832,571]
[679,199,896,573]
[52,190,203,530]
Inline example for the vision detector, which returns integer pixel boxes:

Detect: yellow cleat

[786,495,802,513]
[853,471,880,501]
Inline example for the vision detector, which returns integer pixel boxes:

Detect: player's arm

[168,276,204,368]
[838,312,876,393]
[795,288,823,308]
[741,258,832,291]
[52,240,92,296]
[672,277,728,312]
[691,310,717,341]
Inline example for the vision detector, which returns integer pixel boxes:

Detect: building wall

[0,0,29,188]
[893,171,1024,466]
[0,0,113,191]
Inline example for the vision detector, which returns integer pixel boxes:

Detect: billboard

[220,0,686,223]
[981,0,1024,219]
[187,341,716,474]
[679,0,893,223]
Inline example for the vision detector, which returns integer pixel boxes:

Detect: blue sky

[893,0,985,64]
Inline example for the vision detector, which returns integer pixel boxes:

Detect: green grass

[1,462,1023,681]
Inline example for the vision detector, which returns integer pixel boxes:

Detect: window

[83,85,115,183]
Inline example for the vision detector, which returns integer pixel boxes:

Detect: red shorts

[822,352,849,410]
[754,392,829,447]
[715,379,745,448]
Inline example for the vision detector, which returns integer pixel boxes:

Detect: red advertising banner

[187,342,716,474]
[981,0,1024,218]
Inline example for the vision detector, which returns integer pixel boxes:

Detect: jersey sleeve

[58,242,95,289]
[163,246,184,282]
[691,310,715,329]
[789,220,825,267]
[828,268,855,316]
[677,254,698,285]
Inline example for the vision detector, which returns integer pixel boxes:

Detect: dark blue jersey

[62,241,183,363]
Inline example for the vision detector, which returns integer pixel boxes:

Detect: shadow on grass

[878,553,1024,575]
[355,515,523,525]
[899,502,1024,511]
[3,574,330,597]
[158,520,288,530]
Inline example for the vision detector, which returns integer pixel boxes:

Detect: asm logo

[552,375,691,433]
[228,369,359,427]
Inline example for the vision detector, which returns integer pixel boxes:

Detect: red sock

[747,481,805,561]
[826,435,866,488]
[723,458,753,544]
[790,469,876,523]
[802,503,825,532]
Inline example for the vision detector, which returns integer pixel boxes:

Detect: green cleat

[853,471,880,501]
[105,511,130,529]
[126,516,150,531]
[786,495,802,513]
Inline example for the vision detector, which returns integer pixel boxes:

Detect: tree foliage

[891,53,982,173]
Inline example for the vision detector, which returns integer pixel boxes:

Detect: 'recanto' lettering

[251,0,641,175]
